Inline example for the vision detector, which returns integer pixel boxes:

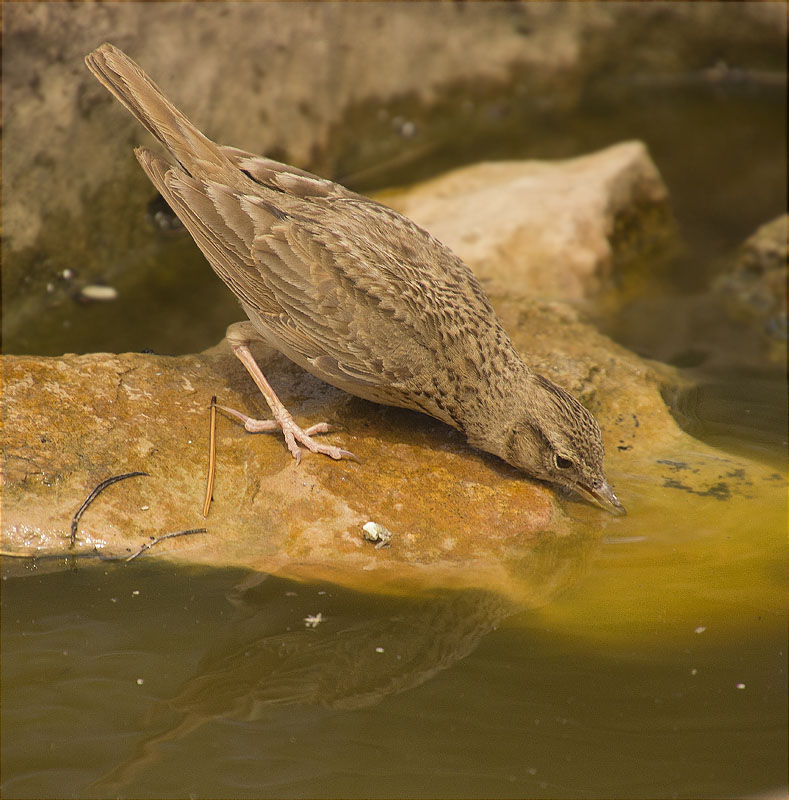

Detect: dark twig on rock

[70,471,149,548]
[125,528,207,563]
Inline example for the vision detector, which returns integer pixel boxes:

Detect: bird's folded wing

[221,146,367,203]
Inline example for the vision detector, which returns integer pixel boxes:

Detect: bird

[84,43,625,515]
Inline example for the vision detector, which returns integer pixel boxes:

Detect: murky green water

[2,27,787,800]
[2,506,786,799]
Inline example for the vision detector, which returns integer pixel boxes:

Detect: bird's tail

[85,43,230,176]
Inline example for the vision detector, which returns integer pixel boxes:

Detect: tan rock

[3,299,781,603]
[382,142,673,302]
[0,343,565,598]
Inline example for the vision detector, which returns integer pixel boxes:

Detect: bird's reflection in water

[92,529,598,791]
[91,577,517,792]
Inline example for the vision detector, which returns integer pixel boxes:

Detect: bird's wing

[220,146,366,202]
[244,193,438,388]
[137,145,495,397]
[135,147,282,315]
[243,189,501,391]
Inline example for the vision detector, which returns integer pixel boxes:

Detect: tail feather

[85,43,230,178]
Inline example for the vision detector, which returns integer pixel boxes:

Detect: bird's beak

[576,478,627,515]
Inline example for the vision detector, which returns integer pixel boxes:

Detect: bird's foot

[217,404,359,465]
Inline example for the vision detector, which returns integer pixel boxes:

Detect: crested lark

[85,43,624,514]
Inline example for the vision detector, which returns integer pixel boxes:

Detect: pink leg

[222,323,358,465]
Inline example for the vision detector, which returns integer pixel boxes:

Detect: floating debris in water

[362,521,393,549]
[147,193,185,234]
[304,613,323,628]
[79,284,118,302]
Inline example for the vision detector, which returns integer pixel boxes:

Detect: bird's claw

[217,402,356,464]
[288,426,359,464]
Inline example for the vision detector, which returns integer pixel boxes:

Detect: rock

[4,2,784,352]
[611,216,787,370]
[0,342,572,599]
[382,142,674,302]
[715,215,788,358]
[3,301,781,600]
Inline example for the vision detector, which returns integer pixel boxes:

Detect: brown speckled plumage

[85,43,624,514]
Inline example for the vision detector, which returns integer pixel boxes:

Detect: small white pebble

[736,683,746,690]
[362,521,393,549]
[375,647,385,654]
[61,268,74,280]
[694,626,707,634]
[132,590,140,596]
[136,678,144,685]
[140,505,149,511]
[79,284,118,302]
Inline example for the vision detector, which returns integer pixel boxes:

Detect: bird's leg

[220,322,358,465]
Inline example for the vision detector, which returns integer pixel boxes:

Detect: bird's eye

[554,454,573,470]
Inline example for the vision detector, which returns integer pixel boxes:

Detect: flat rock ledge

[3,142,783,599]
[2,299,781,602]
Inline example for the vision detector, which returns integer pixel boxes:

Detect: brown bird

[85,43,624,514]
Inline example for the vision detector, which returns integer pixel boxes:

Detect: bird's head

[505,374,625,514]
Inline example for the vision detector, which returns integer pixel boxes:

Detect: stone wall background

[3,2,785,352]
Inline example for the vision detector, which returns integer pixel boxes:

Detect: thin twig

[70,471,149,548]
[124,528,207,563]
[202,395,217,518]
